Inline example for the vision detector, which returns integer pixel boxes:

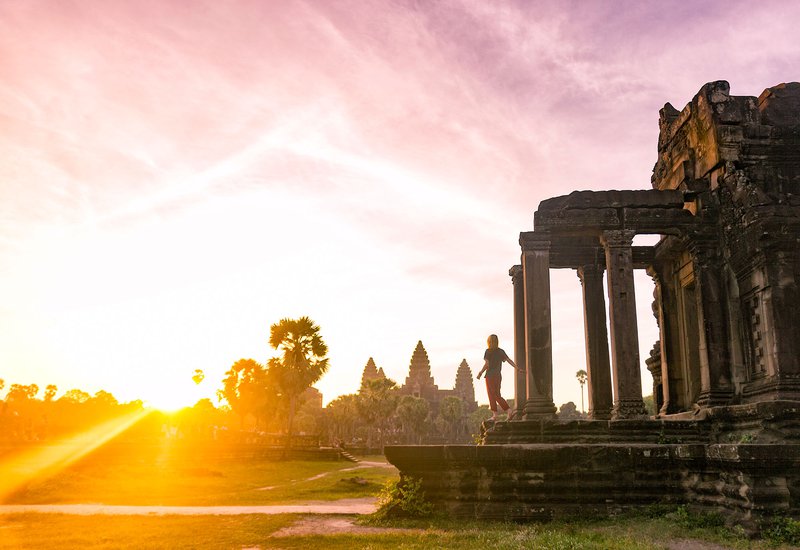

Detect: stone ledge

[385,442,800,526]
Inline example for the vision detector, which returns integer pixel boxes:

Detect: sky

[1,0,798,411]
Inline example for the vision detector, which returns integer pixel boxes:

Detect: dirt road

[0,497,377,516]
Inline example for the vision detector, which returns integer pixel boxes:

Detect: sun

[142,384,211,413]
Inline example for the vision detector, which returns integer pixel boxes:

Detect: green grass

[358,514,800,550]
[268,528,659,550]
[4,443,799,549]
[0,513,297,549]
[6,447,397,505]
[7,512,799,550]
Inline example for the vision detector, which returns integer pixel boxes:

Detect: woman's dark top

[484,347,509,377]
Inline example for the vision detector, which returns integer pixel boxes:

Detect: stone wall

[386,442,800,526]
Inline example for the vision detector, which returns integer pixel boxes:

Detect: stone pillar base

[588,407,612,420]
[696,389,734,408]
[612,399,648,420]
[523,397,556,419]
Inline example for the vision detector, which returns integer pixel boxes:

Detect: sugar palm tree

[268,316,329,453]
[576,369,588,415]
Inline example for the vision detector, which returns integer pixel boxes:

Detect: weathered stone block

[534,207,619,231]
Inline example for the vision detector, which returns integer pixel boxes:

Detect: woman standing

[476,334,524,421]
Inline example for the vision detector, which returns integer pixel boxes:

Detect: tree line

[2,316,612,449]
[0,378,145,443]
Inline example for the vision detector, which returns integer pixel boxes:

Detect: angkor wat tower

[359,357,386,389]
[358,342,478,413]
[399,341,440,403]
[453,359,477,407]
[397,341,478,413]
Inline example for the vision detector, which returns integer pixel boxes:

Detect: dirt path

[0,497,377,516]
[0,460,394,517]
[256,459,396,490]
[270,515,420,537]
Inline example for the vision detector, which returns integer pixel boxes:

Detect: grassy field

[2,440,799,549]
[2,511,798,549]
[4,440,393,505]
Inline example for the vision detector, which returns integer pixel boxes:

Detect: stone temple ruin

[385,81,800,527]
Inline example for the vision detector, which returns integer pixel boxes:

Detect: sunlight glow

[0,409,151,503]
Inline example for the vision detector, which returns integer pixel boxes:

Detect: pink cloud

[0,0,797,405]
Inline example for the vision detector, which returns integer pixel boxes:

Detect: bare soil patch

[270,514,421,537]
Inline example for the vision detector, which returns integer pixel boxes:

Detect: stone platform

[384,441,800,526]
[384,403,800,527]
[482,401,800,445]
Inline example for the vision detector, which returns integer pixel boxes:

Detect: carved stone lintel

[520,232,551,253]
[601,229,636,248]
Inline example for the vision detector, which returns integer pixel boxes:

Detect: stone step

[338,450,359,463]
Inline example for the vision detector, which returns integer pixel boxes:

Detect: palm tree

[576,369,588,415]
[355,377,398,451]
[268,317,329,453]
[396,395,429,444]
[192,369,205,385]
[217,358,270,429]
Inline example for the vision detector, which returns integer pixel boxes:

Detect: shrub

[372,476,434,519]
[668,505,725,529]
[762,516,800,546]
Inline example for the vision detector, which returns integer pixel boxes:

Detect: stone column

[647,266,675,415]
[576,264,612,420]
[762,244,800,378]
[689,237,734,406]
[509,264,527,420]
[601,230,647,419]
[645,342,663,414]
[520,234,557,418]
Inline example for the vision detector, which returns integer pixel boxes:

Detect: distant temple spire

[401,341,438,400]
[360,357,381,389]
[394,341,477,420]
[454,359,477,407]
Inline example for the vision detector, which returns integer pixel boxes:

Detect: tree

[6,383,39,402]
[467,405,494,440]
[643,394,656,416]
[44,385,58,402]
[355,377,398,450]
[60,389,91,404]
[90,390,119,407]
[267,317,329,450]
[325,393,359,444]
[396,395,429,444]
[192,369,205,385]
[558,401,581,420]
[576,369,588,414]
[438,396,465,442]
[217,358,270,428]
[175,398,221,439]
